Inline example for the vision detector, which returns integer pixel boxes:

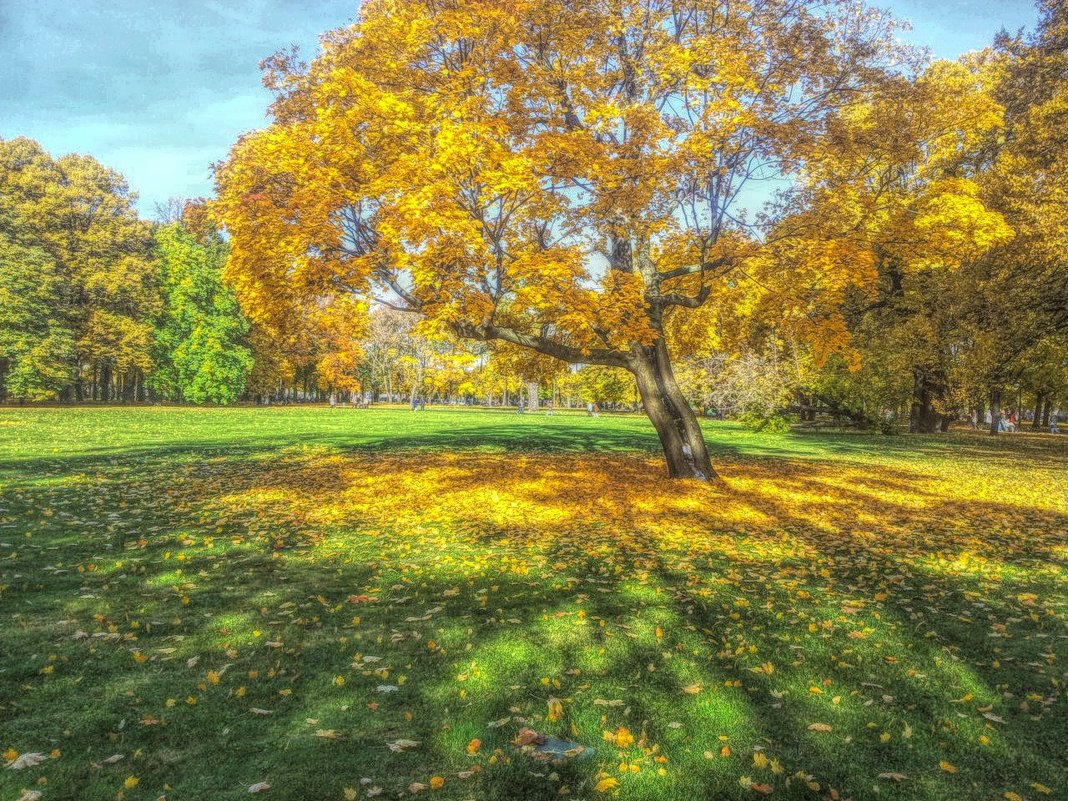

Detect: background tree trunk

[629,340,716,481]
[989,389,1002,435]
[909,370,943,433]
[1032,392,1046,430]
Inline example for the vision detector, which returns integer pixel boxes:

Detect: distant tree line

[0,139,252,403]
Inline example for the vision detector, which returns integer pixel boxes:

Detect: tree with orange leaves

[214,0,921,479]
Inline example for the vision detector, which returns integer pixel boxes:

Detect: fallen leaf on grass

[603,726,635,748]
[807,723,833,732]
[939,760,957,773]
[595,777,620,792]
[248,781,271,793]
[878,772,908,782]
[5,752,46,770]
[515,728,547,747]
[387,739,420,752]
[547,696,564,721]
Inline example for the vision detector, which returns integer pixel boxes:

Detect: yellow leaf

[595,777,620,792]
[547,696,564,721]
[939,760,957,773]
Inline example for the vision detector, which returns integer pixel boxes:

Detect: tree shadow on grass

[1,428,1066,800]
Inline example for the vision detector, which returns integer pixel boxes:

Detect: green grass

[1,406,1065,801]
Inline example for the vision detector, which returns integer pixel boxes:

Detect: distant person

[517,399,524,414]
[586,401,594,417]
[969,409,978,429]
[1051,411,1060,435]
[545,400,554,416]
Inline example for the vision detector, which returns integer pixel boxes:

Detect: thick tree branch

[658,256,732,282]
[453,321,630,368]
[660,285,711,309]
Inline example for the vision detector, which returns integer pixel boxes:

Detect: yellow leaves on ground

[604,727,635,749]
[547,696,565,722]
[595,777,621,792]
[11,410,1064,801]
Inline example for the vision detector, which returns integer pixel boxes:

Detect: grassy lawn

[1,407,1065,801]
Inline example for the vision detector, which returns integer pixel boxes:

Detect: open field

[1,407,1066,801]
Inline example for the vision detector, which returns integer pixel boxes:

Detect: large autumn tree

[215,0,906,479]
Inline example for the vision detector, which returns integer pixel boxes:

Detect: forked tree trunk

[629,340,716,481]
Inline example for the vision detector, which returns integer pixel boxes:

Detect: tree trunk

[988,389,1001,435]
[909,369,942,433]
[629,340,716,481]
[1032,393,1046,430]
[526,382,539,411]
[99,364,112,403]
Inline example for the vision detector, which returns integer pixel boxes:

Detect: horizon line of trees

[1,126,1064,431]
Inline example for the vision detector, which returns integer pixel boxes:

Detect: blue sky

[0,1,1040,216]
